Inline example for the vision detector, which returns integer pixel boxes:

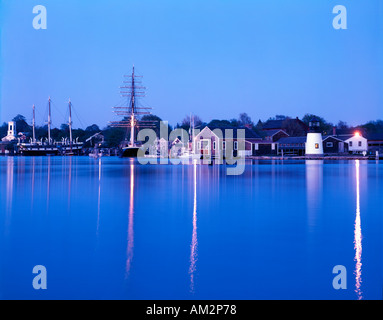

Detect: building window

[197,142,201,150]
[222,141,226,150]
[234,141,238,150]
[349,141,353,147]
[213,141,216,150]
[358,141,362,147]
[315,143,319,149]
[326,142,333,148]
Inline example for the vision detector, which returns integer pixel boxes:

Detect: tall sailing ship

[18,97,83,156]
[110,66,156,158]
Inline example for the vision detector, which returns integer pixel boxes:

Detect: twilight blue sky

[1,0,382,129]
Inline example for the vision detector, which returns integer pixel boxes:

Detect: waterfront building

[251,141,279,156]
[322,136,349,154]
[366,133,383,154]
[262,117,308,136]
[193,126,261,158]
[277,136,306,156]
[261,129,289,142]
[342,132,368,154]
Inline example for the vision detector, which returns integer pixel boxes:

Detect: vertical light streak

[68,157,72,208]
[189,160,198,293]
[97,158,102,235]
[31,157,35,208]
[6,157,14,213]
[354,160,363,300]
[126,160,135,277]
[47,156,51,210]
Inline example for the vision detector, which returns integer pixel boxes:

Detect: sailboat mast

[130,66,135,147]
[68,98,73,144]
[110,65,155,155]
[48,97,52,144]
[32,104,36,143]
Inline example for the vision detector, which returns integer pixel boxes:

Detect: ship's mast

[32,104,36,143]
[110,66,156,147]
[68,98,73,145]
[130,67,136,147]
[48,97,52,144]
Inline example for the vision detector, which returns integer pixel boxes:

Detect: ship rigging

[109,66,157,157]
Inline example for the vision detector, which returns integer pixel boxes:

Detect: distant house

[193,126,262,158]
[340,133,368,154]
[261,129,289,142]
[367,133,383,154]
[322,136,349,154]
[252,141,279,156]
[262,118,309,136]
[277,136,306,156]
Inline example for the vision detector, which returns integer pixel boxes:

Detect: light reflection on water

[354,160,362,300]
[0,157,382,300]
[126,160,135,278]
[189,160,198,294]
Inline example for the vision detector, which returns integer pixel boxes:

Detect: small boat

[89,149,103,159]
[178,151,201,161]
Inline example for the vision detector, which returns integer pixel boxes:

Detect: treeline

[176,113,383,137]
[2,113,383,147]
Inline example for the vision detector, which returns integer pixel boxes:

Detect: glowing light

[355,132,360,137]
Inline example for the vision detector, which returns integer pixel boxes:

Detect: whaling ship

[110,66,156,157]
[18,97,83,156]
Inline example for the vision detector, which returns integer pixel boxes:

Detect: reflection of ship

[18,98,83,156]
[110,67,156,158]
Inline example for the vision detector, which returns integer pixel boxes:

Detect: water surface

[0,157,382,299]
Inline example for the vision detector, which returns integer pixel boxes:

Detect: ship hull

[121,147,140,158]
[19,147,59,156]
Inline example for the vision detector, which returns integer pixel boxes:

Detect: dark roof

[261,129,288,137]
[334,134,354,141]
[322,135,346,142]
[277,136,307,144]
[262,120,285,130]
[309,117,320,123]
[262,118,308,131]
[366,133,383,141]
[335,128,365,136]
[202,126,261,139]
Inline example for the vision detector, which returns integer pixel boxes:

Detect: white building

[1,122,17,142]
[305,118,323,156]
[306,133,323,155]
[344,133,368,154]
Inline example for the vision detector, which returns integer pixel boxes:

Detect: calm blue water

[0,156,382,300]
